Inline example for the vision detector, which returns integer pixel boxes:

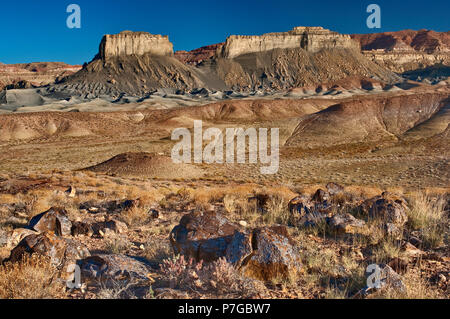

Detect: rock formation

[175,43,223,65]
[219,26,360,59]
[98,31,174,61]
[0,62,81,91]
[48,28,399,97]
[351,30,450,73]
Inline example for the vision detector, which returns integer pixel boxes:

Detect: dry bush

[120,206,149,227]
[144,240,173,264]
[105,237,131,254]
[0,255,66,299]
[371,240,402,264]
[160,256,266,298]
[367,270,440,299]
[262,195,290,225]
[407,193,448,248]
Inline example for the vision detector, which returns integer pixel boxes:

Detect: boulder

[77,254,152,284]
[228,227,302,281]
[6,228,38,248]
[169,211,241,262]
[7,232,67,267]
[369,199,408,227]
[328,213,367,235]
[326,182,345,196]
[28,207,72,236]
[170,212,302,281]
[288,195,312,216]
[104,219,128,234]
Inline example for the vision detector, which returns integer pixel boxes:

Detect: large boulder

[170,211,242,262]
[6,228,38,248]
[28,207,72,236]
[369,199,408,227]
[7,232,67,267]
[7,232,90,270]
[170,212,302,281]
[226,226,302,281]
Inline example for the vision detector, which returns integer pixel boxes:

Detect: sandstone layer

[219,26,360,59]
[0,62,81,91]
[49,27,397,97]
[351,30,450,73]
[98,31,173,60]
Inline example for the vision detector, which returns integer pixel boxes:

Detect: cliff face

[174,43,224,65]
[219,27,360,59]
[52,29,397,97]
[0,62,81,91]
[351,30,450,73]
[98,31,174,60]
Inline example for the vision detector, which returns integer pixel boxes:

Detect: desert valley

[0,25,448,300]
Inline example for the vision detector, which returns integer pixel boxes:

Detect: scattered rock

[6,228,37,248]
[326,182,345,196]
[311,189,329,203]
[28,207,72,236]
[77,254,152,285]
[7,232,67,267]
[288,195,312,216]
[328,213,367,235]
[369,199,408,227]
[170,211,241,262]
[228,226,302,281]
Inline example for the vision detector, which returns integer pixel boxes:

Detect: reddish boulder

[28,207,72,236]
[369,199,408,227]
[170,212,302,281]
[169,211,241,262]
[7,232,67,267]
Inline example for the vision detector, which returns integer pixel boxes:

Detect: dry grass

[367,270,441,299]
[120,206,149,227]
[0,255,66,299]
[144,240,173,264]
[407,193,448,248]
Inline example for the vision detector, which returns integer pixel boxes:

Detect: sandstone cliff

[51,28,398,97]
[351,30,450,73]
[219,27,360,59]
[98,31,174,60]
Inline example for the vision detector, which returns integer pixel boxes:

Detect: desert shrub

[407,193,448,248]
[160,256,266,298]
[144,240,173,264]
[0,255,66,299]
[105,237,131,254]
[262,195,290,225]
[120,206,149,226]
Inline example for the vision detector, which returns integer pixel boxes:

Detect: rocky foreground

[0,177,448,299]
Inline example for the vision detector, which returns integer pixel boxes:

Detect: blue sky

[0,0,449,65]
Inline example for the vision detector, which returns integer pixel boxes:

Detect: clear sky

[0,0,449,65]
